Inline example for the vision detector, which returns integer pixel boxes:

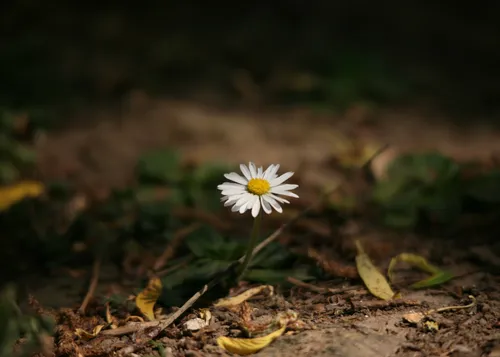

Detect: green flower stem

[238,212,262,281]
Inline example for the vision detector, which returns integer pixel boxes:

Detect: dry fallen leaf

[402,312,425,325]
[424,320,439,332]
[331,134,381,169]
[355,240,396,300]
[388,253,454,289]
[105,302,118,329]
[217,324,287,356]
[135,277,162,321]
[199,308,212,324]
[0,181,44,211]
[214,285,274,308]
[307,248,359,279]
[74,325,105,340]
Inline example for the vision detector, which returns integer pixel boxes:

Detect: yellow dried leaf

[355,240,396,300]
[105,302,117,329]
[75,325,105,340]
[135,277,162,321]
[424,320,439,332]
[331,134,381,169]
[0,181,44,211]
[125,316,144,323]
[388,253,454,289]
[214,285,274,308]
[199,308,212,324]
[217,324,286,355]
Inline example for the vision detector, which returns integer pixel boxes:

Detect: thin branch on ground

[287,277,362,294]
[78,257,101,315]
[153,223,201,271]
[102,145,389,336]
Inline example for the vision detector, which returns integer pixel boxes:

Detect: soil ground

[19,97,500,356]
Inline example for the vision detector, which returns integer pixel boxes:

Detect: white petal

[218,182,245,190]
[263,195,283,213]
[238,194,255,214]
[268,193,290,204]
[260,196,272,214]
[262,165,275,180]
[224,172,248,185]
[249,162,257,178]
[242,195,256,214]
[221,188,247,196]
[240,164,252,180]
[234,194,252,208]
[269,164,280,179]
[271,189,299,198]
[269,172,294,187]
[251,196,261,217]
[257,166,264,178]
[225,193,247,204]
[272,184,298,192]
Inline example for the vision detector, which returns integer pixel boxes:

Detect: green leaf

[249,242,294,269]
[383,208,418,228]
[0,162,19,184]
[137,149,182,184]
[465,170,500,203]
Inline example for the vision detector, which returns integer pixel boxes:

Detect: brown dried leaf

[308,248,358,279]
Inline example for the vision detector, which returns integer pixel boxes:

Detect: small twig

[287,277,361,294]
[153,223,201,271]
[426,295,477,314]
[155,255,193,278]
[102,185,340,337]
[102,146,389,336]
[79,257,101,314]
[350,298,422,310]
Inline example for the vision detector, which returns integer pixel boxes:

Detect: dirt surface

[37,97,500,194]
[19,98,500,356]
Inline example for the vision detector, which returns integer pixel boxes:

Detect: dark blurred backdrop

[1,1,500,115]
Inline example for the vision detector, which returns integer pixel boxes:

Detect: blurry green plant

[323,52,409,109]
[373,153,462,228]
[136,148,233,211]
[0,110,38,184]
[0,285,54,357]
[158,225,314,306]
[372,152,500,229]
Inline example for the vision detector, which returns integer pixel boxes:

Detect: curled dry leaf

[105,302,118,329]
[74,325,105,340]
[217,324,287,356]
[0,180,44,211]
[199,308,212,324]
[402,312,425,325]
[308,248,359,279]
[135,277,162,321]
[388,253,454,289]
[214,285,274,308]
[355,240,396,300]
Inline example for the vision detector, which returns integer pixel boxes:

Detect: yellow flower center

[247,178,271,196]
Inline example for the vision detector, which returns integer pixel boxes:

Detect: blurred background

[2,3,500,356]
[2,1,500,114]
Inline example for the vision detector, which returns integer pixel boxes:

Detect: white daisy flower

[218,162,299,218]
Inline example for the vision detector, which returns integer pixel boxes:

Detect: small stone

[481,303,491,313]
[402,312,425,325]
[183,318,208,331]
